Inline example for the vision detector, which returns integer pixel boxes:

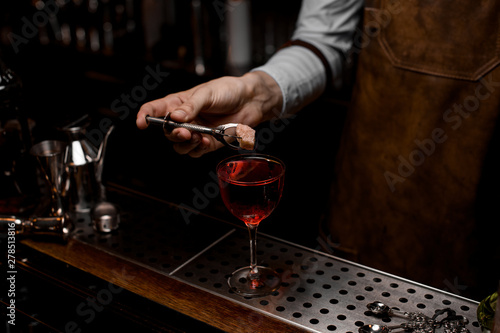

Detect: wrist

[241,71,283,123]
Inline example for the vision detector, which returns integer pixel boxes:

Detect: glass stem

[247,223,259,275]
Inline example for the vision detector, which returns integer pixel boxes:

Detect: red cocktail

[217,154,285,297]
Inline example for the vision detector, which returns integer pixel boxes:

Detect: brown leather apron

[322,0,500,299]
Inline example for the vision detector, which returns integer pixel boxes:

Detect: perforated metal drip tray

[72,191,481,333]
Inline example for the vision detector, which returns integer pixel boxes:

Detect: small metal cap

[91,201,120,233]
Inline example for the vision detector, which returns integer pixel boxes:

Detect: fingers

[136,95,184,129]
[172,134,207,156]
[136,78,242,157]
[172,135,224,158]
[136,103,154,129]
[167,128,191,143]
[136,87,207,129]
[170,85,212,122]
[169,110,188,123]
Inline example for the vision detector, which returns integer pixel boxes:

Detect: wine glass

[217,153,285,297]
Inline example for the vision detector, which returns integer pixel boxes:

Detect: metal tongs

[145,115,242,149]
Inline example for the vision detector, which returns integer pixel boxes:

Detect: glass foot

[227,266,281,297]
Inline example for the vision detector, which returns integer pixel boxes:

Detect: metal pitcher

[62,117,114,213]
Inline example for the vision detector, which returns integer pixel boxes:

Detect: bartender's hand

[136,71,282,157]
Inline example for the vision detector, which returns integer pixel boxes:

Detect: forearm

[252,0,363,117]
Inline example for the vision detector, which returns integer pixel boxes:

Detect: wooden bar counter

[6,185,482,332]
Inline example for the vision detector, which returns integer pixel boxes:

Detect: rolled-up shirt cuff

[251,45,340,117]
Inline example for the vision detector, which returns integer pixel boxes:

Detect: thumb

[169,86,213,123]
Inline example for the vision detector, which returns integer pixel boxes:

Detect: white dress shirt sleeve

[251,0,363,116]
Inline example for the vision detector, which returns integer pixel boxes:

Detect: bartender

[137,0,500,300]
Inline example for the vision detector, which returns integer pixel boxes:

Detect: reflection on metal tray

[73,191,481,333]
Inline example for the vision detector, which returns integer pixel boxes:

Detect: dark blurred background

[0,0,353,249]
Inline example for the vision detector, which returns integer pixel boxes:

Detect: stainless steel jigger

[145,115,242,149]
[30,140,67,217]
[0,140,73,242]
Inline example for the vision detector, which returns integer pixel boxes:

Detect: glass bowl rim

[216,153,286,185]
